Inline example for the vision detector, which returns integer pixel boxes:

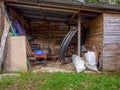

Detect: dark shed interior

[0,0,119,73]
[4,0,104,69]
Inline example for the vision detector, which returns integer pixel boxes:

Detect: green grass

[0,72,120,90]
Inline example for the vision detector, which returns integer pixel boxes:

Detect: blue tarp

[13,20,25,36]
[33,50,45,55]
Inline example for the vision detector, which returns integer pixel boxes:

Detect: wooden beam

[7,3,79,13]
[6,0,120,14]
[23,14,66,22]
[6,1,104,13]
[67,13,78,25]
[21,15,24,27]
[26,32,67,35]
[39,9,46,19]
[26,34,66,37]
[6,0,79,10]
[37,4,47,19]
[78,13,81,56]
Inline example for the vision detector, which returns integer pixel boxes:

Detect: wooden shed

[0,0,120,72]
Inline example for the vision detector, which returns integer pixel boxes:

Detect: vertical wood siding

[85,15,103,69]
[103,13,120,72]
[0,7,1,37]
[0,1,5,41]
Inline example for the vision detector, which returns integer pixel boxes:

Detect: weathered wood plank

[85,15,103,70]
[0,7,1,35]
[103,65,120,72]
[0,1,5,41]
[103,13,120,72]
[0,17,11,69]
[30,21,68,38]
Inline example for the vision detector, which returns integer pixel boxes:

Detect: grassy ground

[0,72,120,90]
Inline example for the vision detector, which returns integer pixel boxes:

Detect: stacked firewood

[66,44,75,57]
[26,40,33,57]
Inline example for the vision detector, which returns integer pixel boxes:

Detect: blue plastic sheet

[13,20,25,36]
[33,50,45,55]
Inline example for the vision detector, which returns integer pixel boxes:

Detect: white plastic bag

[72,55,86,73]
[85,51,98,71]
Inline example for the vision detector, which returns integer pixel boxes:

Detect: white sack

[85,51,98,71]
[72,55,86,73]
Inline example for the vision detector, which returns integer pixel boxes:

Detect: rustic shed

[0,0,120,72]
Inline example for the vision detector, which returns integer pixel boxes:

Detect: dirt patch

[31,60,75,73]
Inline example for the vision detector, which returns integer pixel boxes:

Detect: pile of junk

[58,28,99,73]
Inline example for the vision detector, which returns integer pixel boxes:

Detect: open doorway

[4,1,103,72]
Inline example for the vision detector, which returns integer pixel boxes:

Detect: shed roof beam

[67,13,78,25]
[23,14,67,22]
[7,3,79,13]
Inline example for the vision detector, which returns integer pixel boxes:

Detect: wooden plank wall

[0,7,2,37]
[103,13,120,72]
[33,38,61,55]
[29,21,68,38]
[29,21,68,55]
[85,15,103,69]
[0,1,5,41]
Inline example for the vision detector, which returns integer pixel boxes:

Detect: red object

[33,54,47,59]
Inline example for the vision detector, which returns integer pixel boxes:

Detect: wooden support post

[21,15,24,27]
[78,13,81,56]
